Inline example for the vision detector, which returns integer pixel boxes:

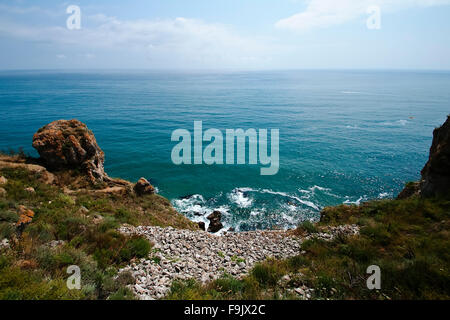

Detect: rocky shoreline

[119,224,359,300]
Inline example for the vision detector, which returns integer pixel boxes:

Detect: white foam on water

[378,192,392,199]
[345,125,361,129]
[341,91,363,94]
[228,188,253,208]
[260,188,320,210]
[343,196,367,205]
[250,210,262,216]
[380,119,409,126]
[309,185,331,192]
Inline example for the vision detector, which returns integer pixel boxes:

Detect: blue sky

[0,0,450,70]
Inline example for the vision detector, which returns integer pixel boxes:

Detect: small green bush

[298,220,319,234]
[123,237,151,260]
[251,262,283,287]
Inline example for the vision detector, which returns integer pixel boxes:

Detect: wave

[379,119,409,126]
[341,91,363,94]
[229,188,253,208]
[378,192,393,199]
[171,186,372,232]
[247,187,320,211]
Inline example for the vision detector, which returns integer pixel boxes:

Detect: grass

[0,163,197,300]
[166,196,450,300]
[1,155,449,300]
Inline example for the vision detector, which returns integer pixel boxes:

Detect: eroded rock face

[420,116,450,197]
[134,177,155,196]
[32,120,107,182]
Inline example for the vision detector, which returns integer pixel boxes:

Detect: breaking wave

[171,185,373,232]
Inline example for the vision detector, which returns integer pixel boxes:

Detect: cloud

[275,0,450,31]
[0,6,275,69]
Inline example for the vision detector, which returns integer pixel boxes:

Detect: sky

[0,0,450,70]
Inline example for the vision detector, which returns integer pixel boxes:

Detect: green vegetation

[166,196,450,300]
[0,164,196,300]
[1,156,449,300]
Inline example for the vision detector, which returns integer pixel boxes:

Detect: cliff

[0,118,449,300]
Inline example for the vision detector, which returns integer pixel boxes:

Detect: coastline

[0,117,449,300]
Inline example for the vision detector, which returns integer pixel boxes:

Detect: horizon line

[1,67,450,74]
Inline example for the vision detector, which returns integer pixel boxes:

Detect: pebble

[25,187,35,193]
[0,238,10,250]
[119,224,359,300]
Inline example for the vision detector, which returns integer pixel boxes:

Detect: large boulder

[32,120,107,182]
[134,177,155,196]
[207,211,223,233]
[420,116,450,197]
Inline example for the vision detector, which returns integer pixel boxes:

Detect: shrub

[123,237,151,260]
[297,220,319,234]
[251,261,283,287]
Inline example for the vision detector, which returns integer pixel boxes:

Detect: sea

[0,70,449,231]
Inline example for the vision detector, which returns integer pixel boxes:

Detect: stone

[78,206,89,214]
[0,187,6,197]
[207,211,223,233]
[420,116,450,197]
[134,177,155,196]
[16,205,35,228]
[197,221,206,231]
[295,288,305,296]
[25,187,35,193]
[117,224,358,300]
[92,214,104,224]
[0,238,10,250]
[0,176,7,185]
[32,119,107,182]
[45,240,66,248]
[17,259,37,269]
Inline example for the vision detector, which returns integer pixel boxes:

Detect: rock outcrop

[197,221,206,231]
[207,211,223,233]
[0,155,55,185]
[420,116,450,197]
[16,205,35,229]
[397,116,450,199]
[134,178,155,196]
[32,120,107,182]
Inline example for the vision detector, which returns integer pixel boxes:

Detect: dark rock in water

[32,119,107,182]
[134,177,155,196]
[197,221,205,231]
[193,211,203,217]
[228,227,235,232]
[420,116,450,197]
[207,210,223,233]
[180,194,196,200]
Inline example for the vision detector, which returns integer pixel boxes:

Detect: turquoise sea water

[0,70,449,231]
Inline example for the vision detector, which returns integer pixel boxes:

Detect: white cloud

[276,0,450,31]
[0,7,275,69]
